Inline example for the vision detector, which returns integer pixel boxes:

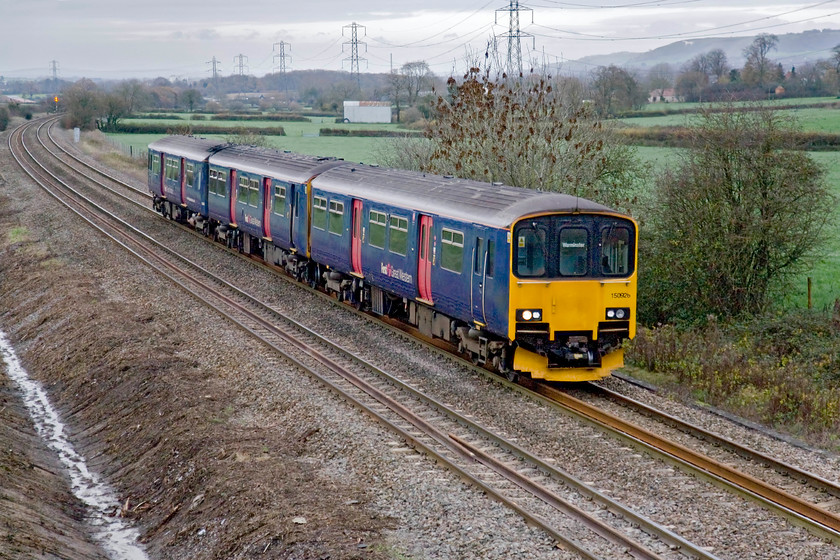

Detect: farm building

[343,101,391,123]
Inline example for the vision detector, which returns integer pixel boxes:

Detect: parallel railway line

[12,118,718,559]
[18,116,840,554]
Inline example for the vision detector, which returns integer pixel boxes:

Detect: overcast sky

[3,0,840,80]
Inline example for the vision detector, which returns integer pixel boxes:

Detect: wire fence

[103,137,147,161]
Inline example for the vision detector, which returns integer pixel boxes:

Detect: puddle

[0,329,149,560]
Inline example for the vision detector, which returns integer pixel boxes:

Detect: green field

[108,117,410,164]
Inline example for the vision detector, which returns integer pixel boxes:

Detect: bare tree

[590,65,645,117]
[181,89,203,112]
[706,49,729,81]
[646,63,674,99]
[420,68,643,209]
[63,79,102,130]
[400,61,433,105]
[114,80,149,114]
[742,33,778,86]
[387,71,409,122]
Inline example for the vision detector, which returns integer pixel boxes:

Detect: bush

[107,123,285,136]
[319,128,422,137]
[0,107,9,131]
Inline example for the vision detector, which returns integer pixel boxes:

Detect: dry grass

[626,310,840,449]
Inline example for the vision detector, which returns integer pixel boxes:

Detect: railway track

[22,117,840,554]
[11,118,725,559]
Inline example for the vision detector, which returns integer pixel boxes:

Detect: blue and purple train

[148,135,638,382]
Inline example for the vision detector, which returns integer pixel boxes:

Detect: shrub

[0,107,9,131]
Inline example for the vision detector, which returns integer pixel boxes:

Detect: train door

[471,229,489,325]
[228,169,237,226]
[288,184,297,249]
[418,215,433,303]
[290,183,310,256]
[179,158,186,205]
[262,178,272,239]
[158,152,165,197]
[351,199,363,275]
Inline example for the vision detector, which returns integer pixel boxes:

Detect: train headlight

[517,309,543,322]
[606,308,630,321]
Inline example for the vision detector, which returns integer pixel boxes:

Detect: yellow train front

[507,210,637,382]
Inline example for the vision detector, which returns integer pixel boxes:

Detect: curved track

[11,118,725,559]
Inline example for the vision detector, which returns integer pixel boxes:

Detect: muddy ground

[0,125,396,558]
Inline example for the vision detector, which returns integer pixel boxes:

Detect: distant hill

[563,28,840,76]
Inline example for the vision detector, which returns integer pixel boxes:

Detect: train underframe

[156,199,623,382]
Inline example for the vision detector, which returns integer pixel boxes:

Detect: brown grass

[626,310,840,449]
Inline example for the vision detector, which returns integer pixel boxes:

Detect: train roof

[148,136,227,161]
[208,144,346,184]
[311,164,617,228]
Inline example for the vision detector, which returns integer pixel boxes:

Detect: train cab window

[248,179,260,207]
[150,153,159,171]
[369,210,387,249]
[515,226,546,278]
[273,185,286,215]
[328,201,344,235]
[441,229,464,273]
[388,216,408,256]
[186,162,195,186]
[601,227,631,276]
[313,196,327,230]
[559,228,588,276]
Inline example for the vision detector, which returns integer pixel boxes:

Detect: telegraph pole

[342,22,367,88]
[496,0,534,78]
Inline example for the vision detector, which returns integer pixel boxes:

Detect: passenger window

[249,179,260,207]
[559,228,588,276]
[389,216,408,256]
[312,197,327,230]
[238,176,249,204]
[369,210,386,248]
[474,237,484,275]
[329,200,344,235]
[515,227,546,277]
[273,185,286,215]
[601,227,630,276]
[441,229,464,273]
[186,162,195,186]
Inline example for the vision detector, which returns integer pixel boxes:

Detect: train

[147,135,638,382]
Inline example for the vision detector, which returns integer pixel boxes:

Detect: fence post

[807,277,812,309]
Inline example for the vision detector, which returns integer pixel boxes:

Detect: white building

[343,101,391,123]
